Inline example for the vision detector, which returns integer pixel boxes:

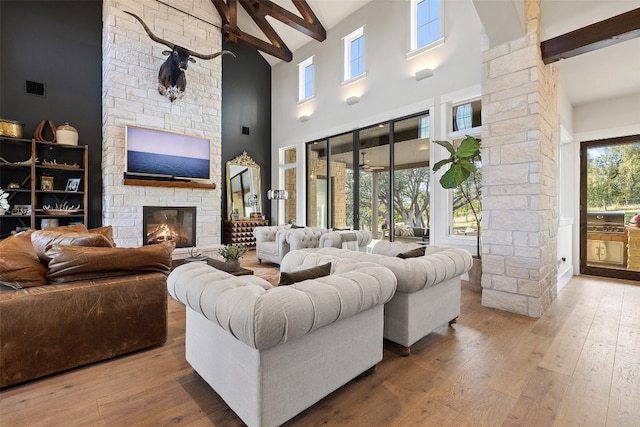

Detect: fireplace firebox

[143,206,196,248]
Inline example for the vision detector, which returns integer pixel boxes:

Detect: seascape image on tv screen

[126,126,211,180]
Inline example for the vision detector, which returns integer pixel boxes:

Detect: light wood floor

[2,257,639,426]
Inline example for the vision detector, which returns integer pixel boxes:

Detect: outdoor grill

[586,211,627,267]
[586,211,626,234]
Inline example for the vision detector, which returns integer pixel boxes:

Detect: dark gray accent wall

[0,1,103,228]
[1,2,272,229]
[221,39,272,221]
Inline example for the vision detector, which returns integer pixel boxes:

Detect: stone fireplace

[143,206,196,248]
[101,1,223,254]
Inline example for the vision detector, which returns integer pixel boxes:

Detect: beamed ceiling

[210,0,327,62]
[204,0,640,108]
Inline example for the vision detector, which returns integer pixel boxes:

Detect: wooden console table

[223,219,268,248]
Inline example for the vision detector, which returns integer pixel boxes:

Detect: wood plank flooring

[1,257,639,426]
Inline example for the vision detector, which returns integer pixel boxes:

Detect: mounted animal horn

[124,11,235,102]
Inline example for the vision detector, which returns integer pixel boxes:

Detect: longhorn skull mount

[125,11,235,102]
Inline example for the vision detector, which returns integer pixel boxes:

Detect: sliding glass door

[304,111,432,241]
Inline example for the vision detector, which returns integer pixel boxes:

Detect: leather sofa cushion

[0,225,115,289]
[46,241,175,283]
[279,262,331,286]
[88,225,115,245]
[31,230,114,264]
[0,230,48,289]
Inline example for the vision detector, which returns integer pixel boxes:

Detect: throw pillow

[278,262,332,286]
[397,246,426,259]
[46,241,175,284]
[31,230,115,264]
[0,230,48,289]
[89,225,115,246]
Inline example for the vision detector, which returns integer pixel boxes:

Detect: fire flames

[147,222,189,245]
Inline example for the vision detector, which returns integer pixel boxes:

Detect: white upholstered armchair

[253,225,328,265]
[319,230,372,252]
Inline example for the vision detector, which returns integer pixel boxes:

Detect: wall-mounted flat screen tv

[125,125,211,182]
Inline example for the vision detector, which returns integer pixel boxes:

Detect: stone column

[480,0,559,317]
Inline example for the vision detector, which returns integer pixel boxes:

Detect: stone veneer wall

[480,0,559,317]
[102,0,223,251]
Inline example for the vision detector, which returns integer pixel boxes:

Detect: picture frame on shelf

[12,204,31,215]
[65,178,81,192]
[40,176,54,191]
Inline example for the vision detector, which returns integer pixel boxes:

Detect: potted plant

[432,135,483,291]
[218,244,248,271]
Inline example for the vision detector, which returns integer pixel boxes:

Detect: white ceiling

[236,0,640,107]
[540,0,640,106]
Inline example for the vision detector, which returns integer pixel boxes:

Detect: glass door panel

[393,113,430,243]
[283,148,296,225]
[307,140,327,227]
[358,124,390,239]
[328,132,354,229]
[581,137,640,280]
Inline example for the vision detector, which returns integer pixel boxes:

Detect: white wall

[271,0,484,235]
[573,93,640,142]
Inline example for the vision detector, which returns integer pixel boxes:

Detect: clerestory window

[298,56,314,102]
[343,26,365,82]
[410,0,442,51]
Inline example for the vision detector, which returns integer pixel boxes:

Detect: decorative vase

[224,258,241,272]
[468,258,482,292]
[57,122,79,146]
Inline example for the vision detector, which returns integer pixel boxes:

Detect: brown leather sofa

[0,226,174,388]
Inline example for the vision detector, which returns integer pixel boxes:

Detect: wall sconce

[414,68,434,81]
[346,95,360,106]
[299,115,310,122]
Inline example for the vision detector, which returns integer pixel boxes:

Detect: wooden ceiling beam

[210,0,325,62]
[223,24,292,61]
[541,8,640,65]
[250,0,326,42]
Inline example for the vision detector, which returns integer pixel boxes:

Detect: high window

[298,56,314,102]
[411,0,441,51]
[343,27,365,82]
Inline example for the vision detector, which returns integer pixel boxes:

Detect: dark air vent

[242,126,250,135]
[26,80,45,96]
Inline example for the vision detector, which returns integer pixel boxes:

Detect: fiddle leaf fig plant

[432,135,482,258]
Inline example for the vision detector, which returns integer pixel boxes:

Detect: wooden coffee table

[172,258,254,276]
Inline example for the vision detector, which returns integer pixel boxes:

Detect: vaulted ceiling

[210,0,327,62]
[217,0,640,107]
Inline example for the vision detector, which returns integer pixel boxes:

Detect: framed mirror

[226,152,262,220]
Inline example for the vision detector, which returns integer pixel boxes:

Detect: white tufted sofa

[318,230,372,252]
[281,242,473,354]
[167,260,396,427]
[252,225,329,265]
